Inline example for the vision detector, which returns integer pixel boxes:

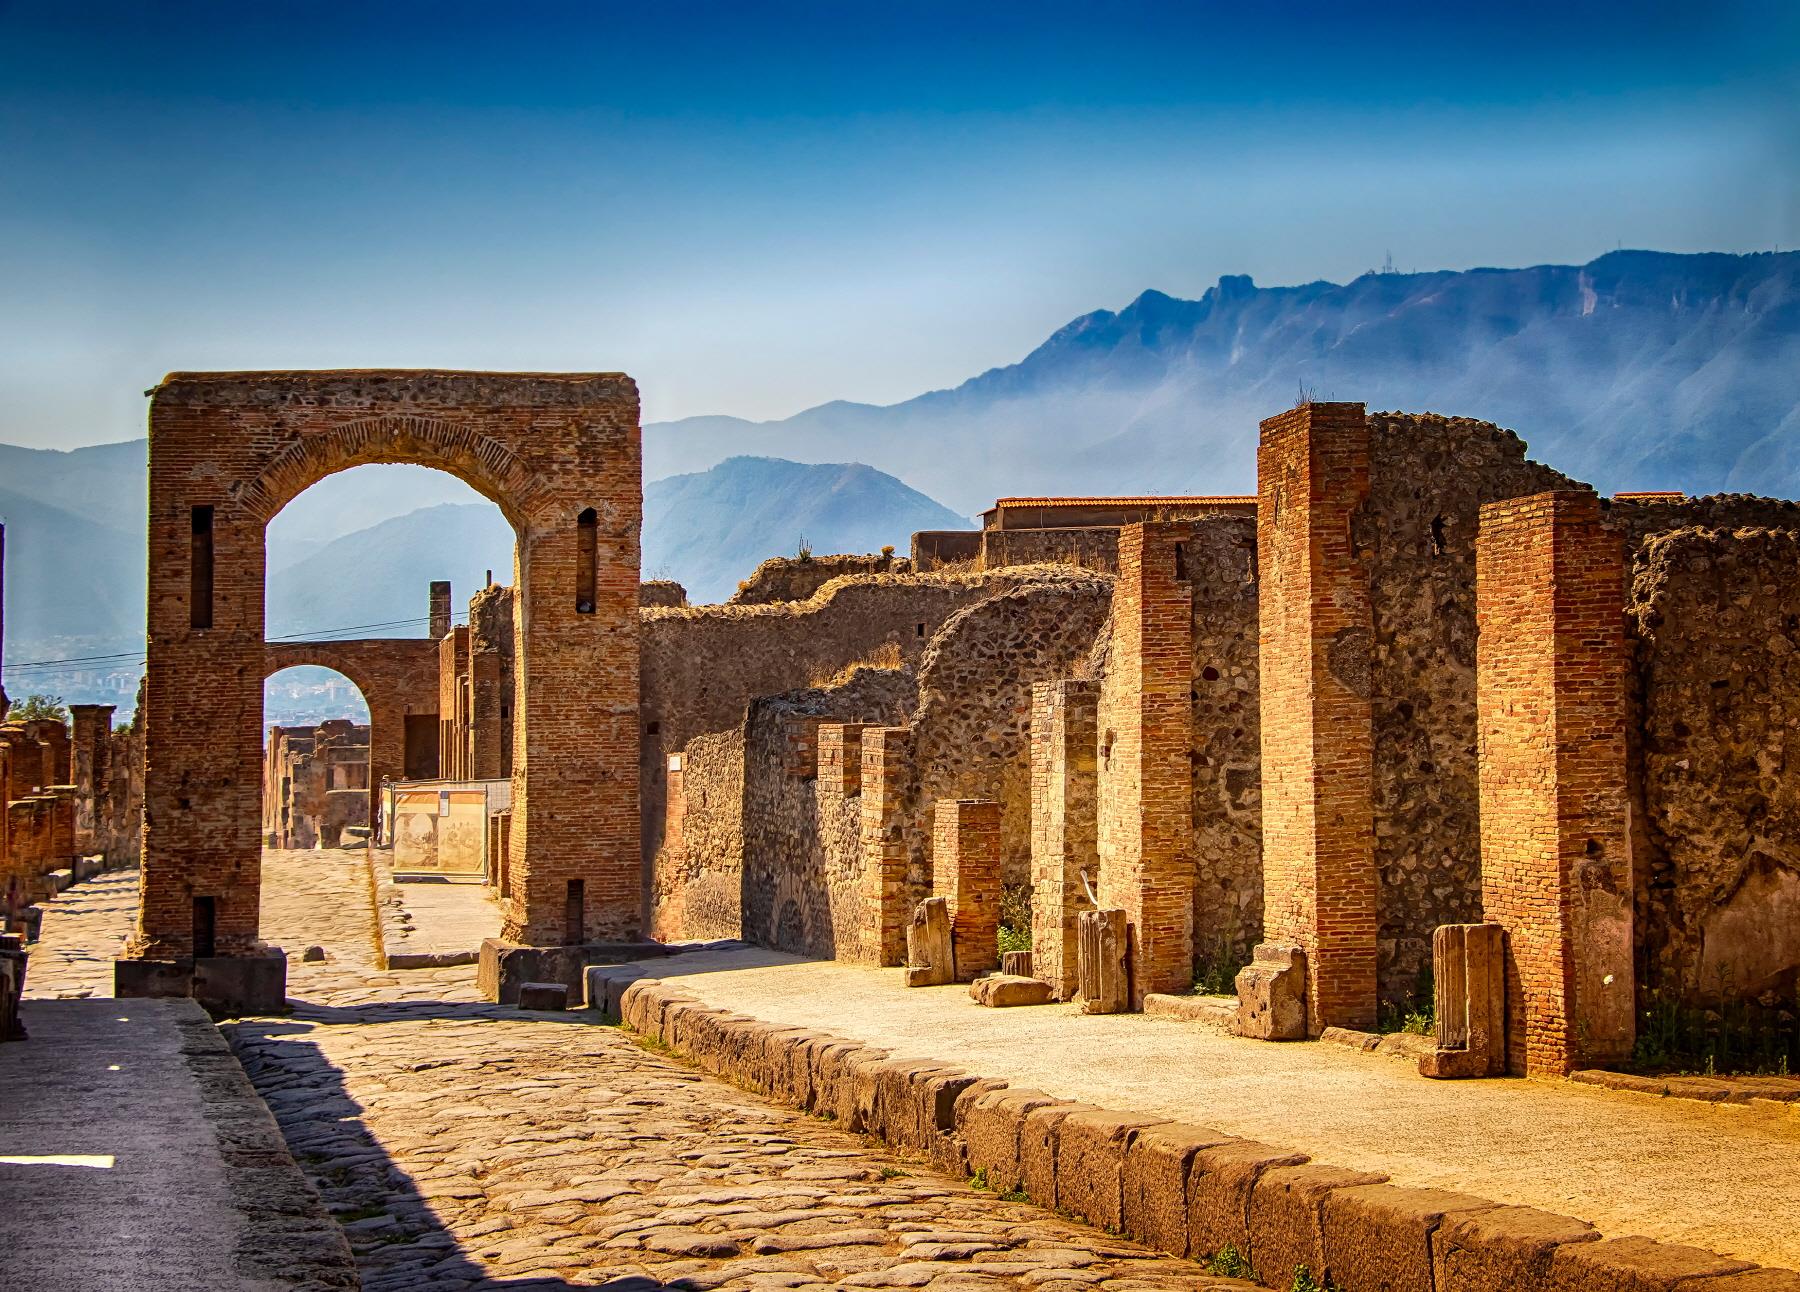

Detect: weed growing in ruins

[5,693,67,724]
[808,640,905,688]
[999,1188,1029,1203]
[1630,988,1799,1076]
[1291,1265,1336,1292]
[1378,966,1435,1035]
[969,1166,991,1190]
[1206,1245,1256,1280]
[997,883,1033,956]
[878,1166,910,1179]
[796,534,813,562]
[1191,937,1248,996]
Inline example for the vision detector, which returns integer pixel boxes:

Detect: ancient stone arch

[124,371,641,996]
[263,639,441,835]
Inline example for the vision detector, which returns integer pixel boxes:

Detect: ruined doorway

[123,371,642,1003]
[261,666,375,851]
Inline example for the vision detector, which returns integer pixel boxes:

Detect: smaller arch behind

[265,639,441,841]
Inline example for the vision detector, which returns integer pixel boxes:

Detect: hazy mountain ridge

[643,456,968,602]
[645,250,1800,512]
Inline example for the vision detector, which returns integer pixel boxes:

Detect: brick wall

[1477,490,1633,1076]
[136,370,641,961]
[1254,404,1379,1032]
[1096,523,1196,1004]
[932,799,1001,979]
[1030,679,1097,999]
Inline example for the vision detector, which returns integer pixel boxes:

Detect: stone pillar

[858,726,914,966]
[1476,491,1633,1076]
[932,798,1000,981]
[1240,402,1378,1036]
[1419,923,1507,1079]
[1096,522,1196,1006]
[429,580,452,641]
[1031,679,1097,1000]
[68,704,115,857]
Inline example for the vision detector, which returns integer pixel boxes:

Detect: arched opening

[261,665,373,851]
[128,371,643,1008]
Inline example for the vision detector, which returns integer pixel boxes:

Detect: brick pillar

[68,704,115,856]
[1476,490,1633,1076]
[933,798,1001,980]
[429,580,452,641]
[1250,402,1378,1034]
[817,723,871,797]
[1031,679,1097,1000]
[1096,522,1195,1005]
[858,726,914,966]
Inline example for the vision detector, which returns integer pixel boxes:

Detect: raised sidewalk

[601,946,1800,1276]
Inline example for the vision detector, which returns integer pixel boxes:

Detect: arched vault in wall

[130,371,642,969]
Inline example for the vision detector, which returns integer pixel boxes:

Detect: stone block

[956,1083,1058,1192]
[1235,943,1307,1040]
[1248,1163,1388,1286]
[906,896,955,987]
[1000,949,1033,976]
[1054,1111,1159,1232]
[1021,1101,1103,1209]
[617,978,658,1032]
[1320,1184,1499,1291]
[583,965,646,1021]
[114,957,194,999]
[875,1059,972,1156]
[1433,1205,1600,1292]
[517,981,568,1011]
[0,945,27,1043]
[779,1031,832,1111]
[1144,993,1238,1026]
[807,1038,866,1122]
[970,974,1054,1007]
[931,1077,1008,1177]
[478,938,675,1005]
[1545,1236,1755,1292]
[1187,1140,1309,1265]
[191,949,288,1017]
[1078,908,1130,1014]
[1122,1122,1236,1256]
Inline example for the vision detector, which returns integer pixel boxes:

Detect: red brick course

[1476,490,1634,1076]
[1254,403,1379,1033]
[931,798,1001,980]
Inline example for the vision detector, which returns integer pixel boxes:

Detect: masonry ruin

[6,371,1786,1084]
[637,403,1800,1079]
[119,370,643,1011]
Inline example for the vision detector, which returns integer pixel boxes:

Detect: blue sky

[3,0,1796,447]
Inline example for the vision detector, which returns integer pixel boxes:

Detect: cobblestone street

[26,855,1251,1292]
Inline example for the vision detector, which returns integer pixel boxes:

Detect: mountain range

[645,249,1800,513]
[3,248,1796,703]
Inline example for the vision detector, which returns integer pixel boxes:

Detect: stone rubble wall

[1629,526,1800,1007]
[597,972,1799,1291]
[1362,413,1577,1007]
[640,567,1083,885]
[908,576,1114,893]
[727,552,911,606]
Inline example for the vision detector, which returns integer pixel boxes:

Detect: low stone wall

[596,973,1795,1292]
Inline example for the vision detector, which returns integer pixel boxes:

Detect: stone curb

[364,850,480,971]
[181,1000,360,1289]
[1571,1068,1800,1111]
[595,972,1800,1292]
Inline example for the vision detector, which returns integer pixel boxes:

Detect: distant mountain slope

[265,503,515,639]
[644,250,1800,513]
[643,456,970,602]
[0,485,143,652]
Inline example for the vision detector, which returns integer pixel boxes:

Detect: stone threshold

[591,968,1799,1292]
[1572,1067,1800,1113]
[1141,994,1437,1067]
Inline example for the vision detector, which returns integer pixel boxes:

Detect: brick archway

[263,639,441,839]
[127,371,641,992]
